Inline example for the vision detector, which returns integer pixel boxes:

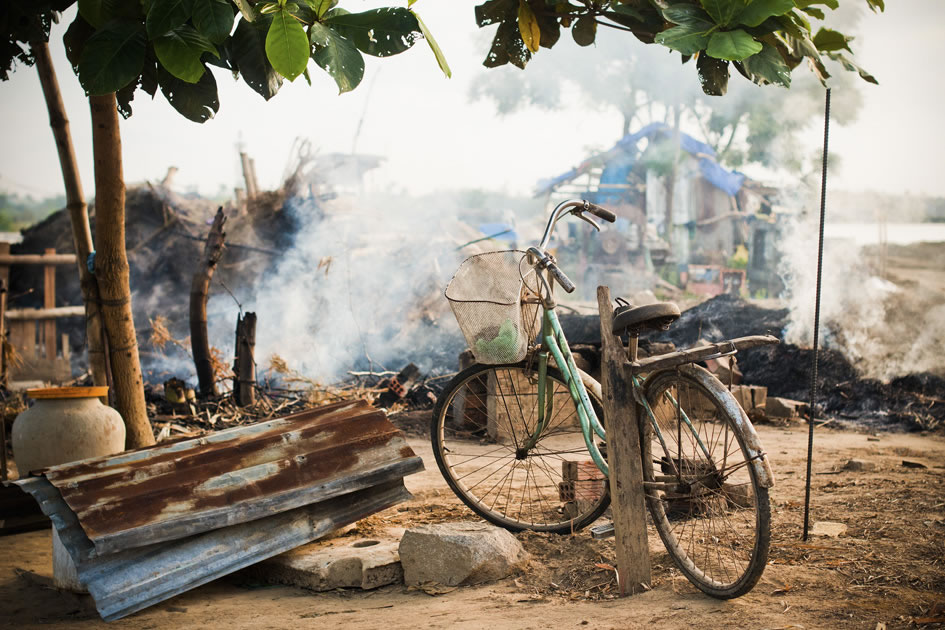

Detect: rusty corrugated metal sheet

[13,398,423,620]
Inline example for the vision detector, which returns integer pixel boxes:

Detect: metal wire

[803,88,831,541]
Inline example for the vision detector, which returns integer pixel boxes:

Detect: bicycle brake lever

[575,211,601,232]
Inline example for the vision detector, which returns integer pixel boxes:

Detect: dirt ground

[2,419,944,630]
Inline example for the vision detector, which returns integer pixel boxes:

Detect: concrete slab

[248,530,404,591]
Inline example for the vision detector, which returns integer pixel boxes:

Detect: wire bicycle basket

[445,250,542,364]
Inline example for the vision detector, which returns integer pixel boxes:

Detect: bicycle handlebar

[584,201,617,223]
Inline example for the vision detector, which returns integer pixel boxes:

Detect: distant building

[536,122,779,298]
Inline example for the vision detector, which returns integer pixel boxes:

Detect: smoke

[778,209,945,381]
[204,190,536,384]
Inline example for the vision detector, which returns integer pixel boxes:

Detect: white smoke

[779,209,945,380]
[205,191,536,383]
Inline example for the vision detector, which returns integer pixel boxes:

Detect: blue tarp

[537,121,746,198]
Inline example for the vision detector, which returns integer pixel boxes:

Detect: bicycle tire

[641,365,771,598]
[432,361,611,533]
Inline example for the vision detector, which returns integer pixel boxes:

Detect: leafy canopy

[1,0,450,122]
[476,0,881,95]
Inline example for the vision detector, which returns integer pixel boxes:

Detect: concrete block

[766,396,807,419]
[250,537,402,591]
[399,522,529,587]
[731,385,767,412]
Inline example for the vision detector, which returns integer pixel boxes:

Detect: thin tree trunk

[32,41,110,394]
[89,93,154,448]
[190,208,226,396]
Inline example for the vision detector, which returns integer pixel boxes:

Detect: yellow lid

[26,386,109,400]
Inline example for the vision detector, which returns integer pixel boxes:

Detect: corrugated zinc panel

[34,399,421,556]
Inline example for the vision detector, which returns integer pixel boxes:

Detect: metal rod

[803,87,831,541]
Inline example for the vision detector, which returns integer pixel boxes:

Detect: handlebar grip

[585,202,616,223]
[548,264,576,293]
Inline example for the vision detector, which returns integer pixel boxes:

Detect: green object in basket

[475,318,520,363]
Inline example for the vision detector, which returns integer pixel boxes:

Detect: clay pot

[12,387,125,476]
[11,387,125,592]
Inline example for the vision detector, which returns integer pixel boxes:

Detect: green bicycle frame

[519,304,713,482]
[519,307,610,476]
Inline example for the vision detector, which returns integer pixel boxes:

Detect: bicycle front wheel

[432,362,610,533]
[642,365,771,598]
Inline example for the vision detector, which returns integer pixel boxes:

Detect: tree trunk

[190,208,226,396]
[31,41,111,394]
[89,93,154,448]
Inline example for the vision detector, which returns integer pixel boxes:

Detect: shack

[535,122,779,298]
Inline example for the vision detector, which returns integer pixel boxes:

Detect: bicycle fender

[675,365,776,489]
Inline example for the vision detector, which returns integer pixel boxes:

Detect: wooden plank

[0,243,9,290]
[0,254,76,265]
[596,285,651,596]
[6,306,86,320]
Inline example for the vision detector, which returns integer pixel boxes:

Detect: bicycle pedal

[590,522,615,539]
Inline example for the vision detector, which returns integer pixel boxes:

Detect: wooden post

[596,285,651,595]
[43,248,57,360]
[0,278,6,386]
[239,152,257,199]
[233,312,257,407]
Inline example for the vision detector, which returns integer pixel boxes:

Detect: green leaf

[475,0,517,28]
[158,63,218,122]
[735,0,793,27]
[483,18,530,69]
[518,0,540,53]
[78,20,148,95]
[612,3,643,21]
[741,42,790,86]
[64,13,96,73]
[154,25,218,82]
[655,24,711,55]
[697,52,729,95]
[78,0,107,27]
[572,15,596,46]
[191,0,234,43]
[265,7,308,80]
[864,0,883,12]
[706,29,761,60]
[231,16,282,99]
[411,9,451,78]
[325,7,421,57]
[147,0,194,39]
[812,27,852,53]
[800,6,825,20]
[825,50,877,84]
[698,0,746,27]
[312,0,337,18]
[794,0,838,9]
[663,4,714,28]
[309,22,364,92]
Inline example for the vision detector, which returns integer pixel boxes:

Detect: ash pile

[645,294,944,432]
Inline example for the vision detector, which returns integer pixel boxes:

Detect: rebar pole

[803,88,831,541]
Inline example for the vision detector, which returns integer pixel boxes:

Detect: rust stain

[41,399,417,544]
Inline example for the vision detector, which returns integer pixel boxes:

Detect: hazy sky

[1,1,942,201]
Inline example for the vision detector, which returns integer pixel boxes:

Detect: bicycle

[432,199,778,598]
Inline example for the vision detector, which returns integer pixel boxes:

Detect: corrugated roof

[13,398,423,620]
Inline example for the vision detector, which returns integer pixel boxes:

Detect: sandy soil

[2,420,944,630]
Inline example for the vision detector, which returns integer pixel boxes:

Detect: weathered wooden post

[43,248,57,361]
[596,285,651,595]
[233,312,257,407]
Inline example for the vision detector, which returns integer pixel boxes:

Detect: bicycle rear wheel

[432,362,610,533]
[641,365,770,598]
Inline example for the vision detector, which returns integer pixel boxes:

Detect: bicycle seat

[612,301,681,335]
